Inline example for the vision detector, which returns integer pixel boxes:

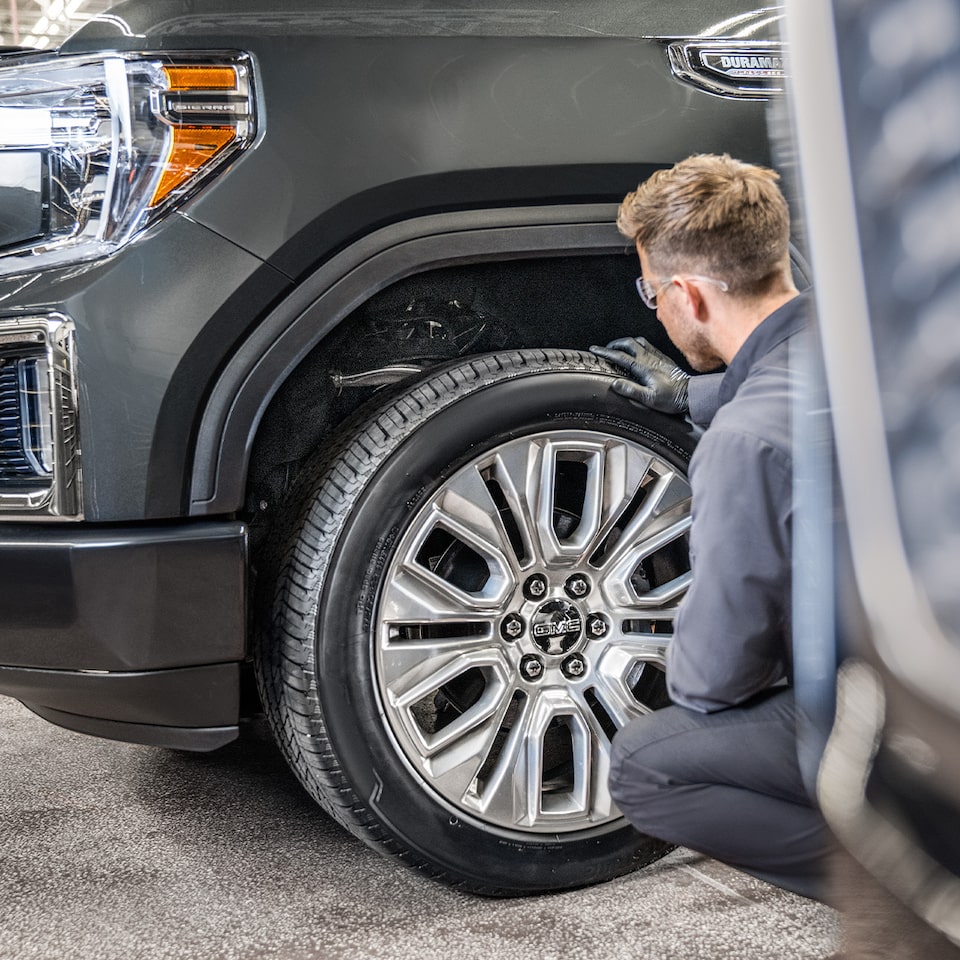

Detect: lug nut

[564,574,590,599]
[520,654,544,681]
[586,614,609,638]
[500,614,525,640]
[523,574,548,600]
[561,654,587,679]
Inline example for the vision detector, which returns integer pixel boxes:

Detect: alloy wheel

[376,428,692,833]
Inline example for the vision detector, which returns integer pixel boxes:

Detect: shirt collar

[717,289,811,406]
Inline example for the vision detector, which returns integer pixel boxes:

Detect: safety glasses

[635,274,729,310]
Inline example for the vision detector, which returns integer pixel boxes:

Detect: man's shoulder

[704,361,795,458]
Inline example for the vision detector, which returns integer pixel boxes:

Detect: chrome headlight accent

[0,314,81,519]
[0,53,255,278]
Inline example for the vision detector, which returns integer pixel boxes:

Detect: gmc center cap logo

[531,599,583,655]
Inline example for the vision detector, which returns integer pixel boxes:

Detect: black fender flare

[187,203,628,515]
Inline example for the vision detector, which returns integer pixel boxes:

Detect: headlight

[0,53,255,277]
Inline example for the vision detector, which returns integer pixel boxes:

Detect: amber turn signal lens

[151,126,237,206]
[162,65,239,90]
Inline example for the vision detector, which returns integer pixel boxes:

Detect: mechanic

[590,153,832,900]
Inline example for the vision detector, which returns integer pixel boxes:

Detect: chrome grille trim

[0,315,82,519]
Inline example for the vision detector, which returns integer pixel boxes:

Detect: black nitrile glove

[589,336,690,414]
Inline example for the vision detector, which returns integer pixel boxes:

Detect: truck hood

[60,0,783,50]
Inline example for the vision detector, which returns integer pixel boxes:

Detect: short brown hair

[617,154,790,296]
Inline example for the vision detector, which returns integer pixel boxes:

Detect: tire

[254,348,698,895]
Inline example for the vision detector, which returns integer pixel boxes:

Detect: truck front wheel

[255,349,697,894]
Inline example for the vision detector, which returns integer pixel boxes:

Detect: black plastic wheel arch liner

[187,202,636,516]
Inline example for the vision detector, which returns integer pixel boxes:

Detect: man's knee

[610,704,698,779]
[609,709,687,829]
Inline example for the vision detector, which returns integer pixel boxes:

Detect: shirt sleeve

[666,427,793,712]
[686,372,725,427]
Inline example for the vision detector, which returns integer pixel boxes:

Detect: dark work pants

[609,687,831,900]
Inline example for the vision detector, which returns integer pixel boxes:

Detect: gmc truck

[0,0,784,894]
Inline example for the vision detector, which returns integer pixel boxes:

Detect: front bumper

[0,520,246,750]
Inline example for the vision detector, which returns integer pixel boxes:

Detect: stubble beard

[680,327,724,373]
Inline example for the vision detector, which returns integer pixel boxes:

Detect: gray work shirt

[666,292,811,713]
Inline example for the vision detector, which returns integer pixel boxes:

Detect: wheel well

[243,252,669,551]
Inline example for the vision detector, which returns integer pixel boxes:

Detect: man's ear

[677,276,708,322]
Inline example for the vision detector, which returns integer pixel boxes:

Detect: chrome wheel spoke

[383,641,513,758]
[473,687,607,826]
[424,678,522,805]
[380,633,500,686]
[594,631,671,718]
[477,443,545,569]
[534,439,607,564]
[385,562,507,622]
[434,465,522,576]
[599,511,692,610]
[600,465,690,571]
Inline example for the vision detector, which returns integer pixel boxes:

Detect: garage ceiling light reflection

[0,0,114,50]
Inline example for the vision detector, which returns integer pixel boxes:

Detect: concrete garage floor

[0,697,839,960]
